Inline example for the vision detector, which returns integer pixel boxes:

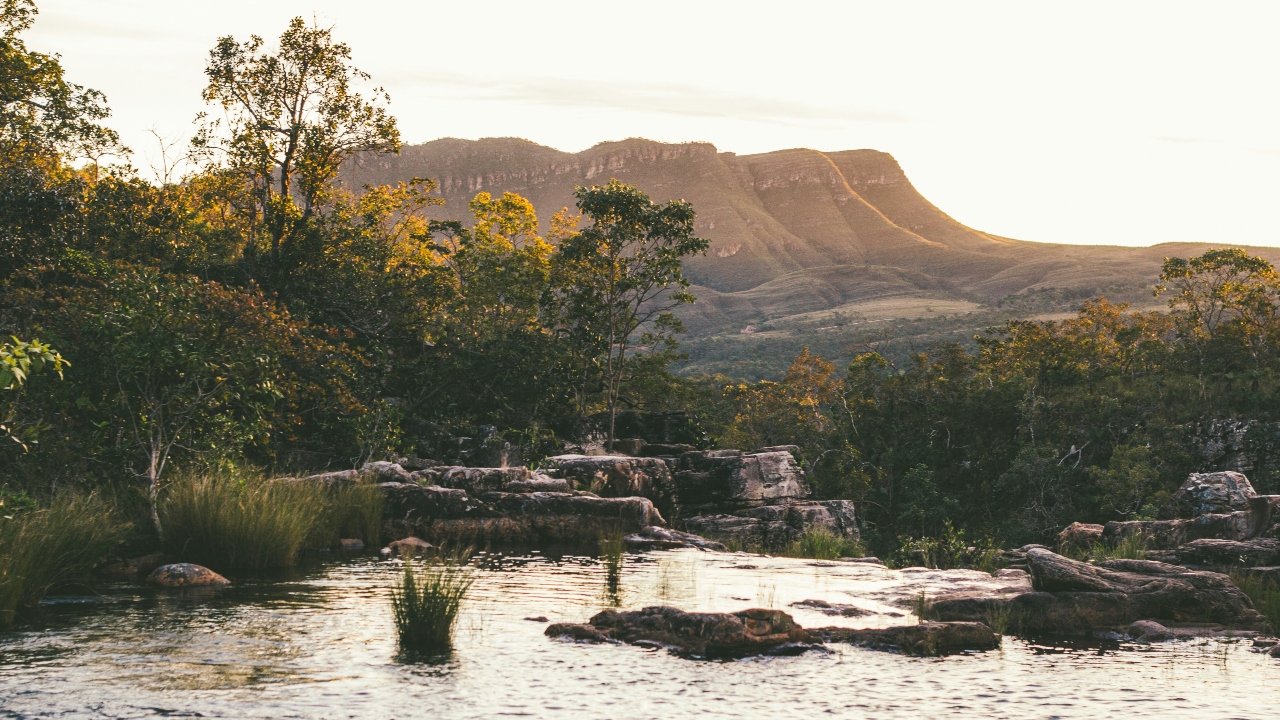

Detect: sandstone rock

[638,443,697,457]
[813,622,1000,656]
[1159,471,1257,520]
[1102,520,1190,550]
[1057,522,1104,550]
[381,483,664,546]
[361,461,415,483]
[680,500,858,550]
[790,599,872,617]
[544,455,679,520]
[622,526,726,552]
[1176,538,1280,567]
[147,563,230,588]
[1127,619,1174,642]
[1236,566,1280,585]
[546,606,814,658]
[672,450,811,513]
[386,536,434,555]
[609,438,646,456]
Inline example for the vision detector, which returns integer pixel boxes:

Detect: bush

[781,528,865,560]
[160,473,329,571]
[391,552,474,652]
[0,494,127,627]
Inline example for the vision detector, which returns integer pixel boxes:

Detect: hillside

[345,137,1280,377]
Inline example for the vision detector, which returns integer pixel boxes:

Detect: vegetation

[1230,571,1280,634]
[391,552,474,652]
[781,528,865,560]
[0,494,126,627]
[598,527,625,600]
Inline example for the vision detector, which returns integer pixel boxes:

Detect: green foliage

[0,493,127,627]
[391,552,474,653]
[1230,571,1280,634]
[781,528,865,560]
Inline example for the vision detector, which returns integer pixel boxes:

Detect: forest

[5,0,1280,613]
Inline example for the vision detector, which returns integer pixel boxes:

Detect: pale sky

[26,0,1280,248]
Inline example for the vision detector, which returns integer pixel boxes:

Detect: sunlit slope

[346,137,1280,337]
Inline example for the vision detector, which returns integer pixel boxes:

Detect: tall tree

[555,180,708,448]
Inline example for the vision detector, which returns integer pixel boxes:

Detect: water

[2,549,1279,719]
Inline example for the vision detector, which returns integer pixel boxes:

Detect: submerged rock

[546,606,814,658]
[622,526,726,551]
[790,599,872,617]
[385,536,434,555]
[814,622,1000,656]
[147,564,230,588]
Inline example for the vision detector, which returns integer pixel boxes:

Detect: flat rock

[1176,538,1280,567]
[814,622,1000,656]
[623,526,726,551]
[146,563,230,588]
[790,599,872,617]
[546,606,813,658]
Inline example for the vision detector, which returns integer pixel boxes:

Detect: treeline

[0,5,705,519]
[716,249,1280,555]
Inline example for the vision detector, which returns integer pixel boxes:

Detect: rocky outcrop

[1158,471,1257,519]
[1175,538,1280,567]
[671,450,811,514]
[930,548,1265,635]
[147,564,230,588]
[380,482,665,546]
[813,622,1000,656]
[1057,522,1104,550]
[622,526,727,552]
[543,455,678,520]
[546,606,816,658]
[681,500,859,548]
[416,465,571,495]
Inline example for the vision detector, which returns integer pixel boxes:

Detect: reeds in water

[599,528,625,602]
[781,528,866,560]
[391,551,474,652]
[1231,571,1280,633]
[0,494,126,627]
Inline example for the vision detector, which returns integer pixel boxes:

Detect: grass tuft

[1231,571,1280,634]
[912,591,934,623]
[598,528,625,602]
[781,528,866,560]
[391,550,474,652]
[0,494,127,627]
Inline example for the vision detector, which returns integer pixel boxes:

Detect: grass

[1065,534,1151,563]
[1231,571,1280,634]
[391,551,474,652]
[0,494,127,627]
[599,528,625,603]
[983,601,1018,637]
[781,528,866,560]
[160,471,384,572]
[912,591,934,623]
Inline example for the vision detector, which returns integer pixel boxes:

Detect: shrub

[1231,571,1280,633]
[391,552,474,652]
[160,473,331,571]
[0,494,127,627]
[781,528,866,560]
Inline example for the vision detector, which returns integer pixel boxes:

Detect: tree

[0,336,65,450]
[193,16,400,289]
[554,180,708,448]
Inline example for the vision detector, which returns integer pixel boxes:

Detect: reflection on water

[1,550,1279,719]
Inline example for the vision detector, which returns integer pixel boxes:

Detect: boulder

[1127,619,1174,642]
[1175,538,1280,567]
[1158,471,1257,520]
[546,606,815,658]
[386,536,434,555]
[671,449,811,513]
[543,455,679,520]
[146,563,230,588]
[1057,522,1104,550]
[813,622,1000,656]
[622,526,727,552]
[680,500,859,550]
[381,482,665,546]
[1103,519,1191,550]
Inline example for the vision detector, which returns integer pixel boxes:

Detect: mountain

[345,137,1280,376]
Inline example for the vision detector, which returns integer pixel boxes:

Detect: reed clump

[1231,571,1280,633]
[599,528,625,603]
[0,494,127,627]
[391,550,474,652]
[782,528,866,560]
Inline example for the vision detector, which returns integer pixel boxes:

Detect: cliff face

[343,137,1280,336]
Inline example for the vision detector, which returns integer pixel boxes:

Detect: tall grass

[0,494,127,627]
[782,528,866,560]
[391,551,474,652]
[1066,534,1150,563]
[160,472,384,572]
[598,528,624,602]
[1231,571,1280,634]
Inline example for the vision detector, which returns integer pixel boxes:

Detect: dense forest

[6,0,1280,572]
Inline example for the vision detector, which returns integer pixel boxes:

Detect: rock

[622,526,727,551]
[1271,645,1280,659]
[842,556,884,565]
[339,538,364,551]
[681,500,859,551]
[386,536,434,555]
[361,461,415,483]
[638,443,697,457]
[1176,538,1280,567]
[98,552,167,582]
[524,616,549,622]
[543,455,679,520]
[1057,522,1104,550]
[609,438,646,456]
[1127,620,1174,642]
[1159,471,1257,520]
[814,622,1000,656]
[1102,520,1190,550]
[1236,566,1280,585]
[381,482,665,546]
[671,449,811,514]
[505,476,572,493]
[790,599,872,617]
[146,564,230,588]
[546,606,814,658]
[416,466,536,494]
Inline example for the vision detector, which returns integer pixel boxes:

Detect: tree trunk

[148,447,164,544]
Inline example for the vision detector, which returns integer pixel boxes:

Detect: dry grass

[781,528,866,560]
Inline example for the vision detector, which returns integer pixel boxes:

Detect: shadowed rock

[543,455,679,520]
[813,622,1000,656]
[147,564,230,588]
[1159,471,1256,520]
[622,526,726,551]
[1175,538,1280,567]
[546,606,815,658]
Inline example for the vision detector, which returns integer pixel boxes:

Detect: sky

[25,0,1280,248]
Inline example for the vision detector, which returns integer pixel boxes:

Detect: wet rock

[381,482,664,546]
[1159,471,1257,520]
[386,536,434,555]
[1176,538,1280,567]
[147,563,230,588]
[672,449,811,513]
[814,622,1000,656]
[524,616,549,622]
[790,599,872,617]
[544,455,679,520]
[1127,620,1174,642]
[623,526,726,551]
[1057,522,1104,550]
[339,538,364,551]
[546,606,814,658]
